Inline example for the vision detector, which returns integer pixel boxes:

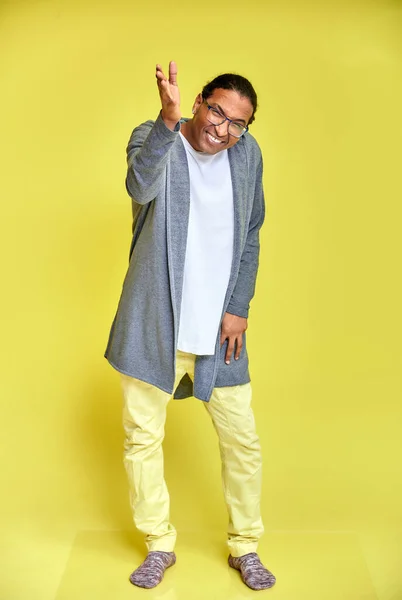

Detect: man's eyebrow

[212,103,247,125]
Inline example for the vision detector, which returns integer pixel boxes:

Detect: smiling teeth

[207,132,222,144]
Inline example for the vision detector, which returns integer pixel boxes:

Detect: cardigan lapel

[166,136,190,345]
[227,140,248,292]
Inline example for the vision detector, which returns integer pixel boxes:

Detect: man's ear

[192,93,203,114]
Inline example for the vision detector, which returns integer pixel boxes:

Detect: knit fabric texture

[229,552,276,590]
[129,551,176,589]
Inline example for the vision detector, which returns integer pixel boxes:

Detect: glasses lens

[207,105,246,137]
[228,123,246,138]
[207,107,225,125]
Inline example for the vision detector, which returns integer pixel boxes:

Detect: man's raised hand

[156,61,181,130]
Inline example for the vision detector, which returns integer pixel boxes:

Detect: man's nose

[214,120,229,137]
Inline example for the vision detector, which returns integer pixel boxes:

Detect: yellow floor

[3,528,401,600]
[55,530,375,600]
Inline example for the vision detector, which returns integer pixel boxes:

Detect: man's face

[188,88,254,155]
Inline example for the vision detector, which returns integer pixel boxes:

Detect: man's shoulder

[232,130,262,167]
[244,130,262,153]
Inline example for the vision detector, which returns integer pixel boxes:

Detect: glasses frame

[204,102,249,138]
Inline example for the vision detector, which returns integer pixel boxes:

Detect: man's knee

[124,419,166,456]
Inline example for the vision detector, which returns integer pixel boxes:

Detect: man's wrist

[161,112,180,131]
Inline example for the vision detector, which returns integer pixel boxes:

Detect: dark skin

[156,61,252,364]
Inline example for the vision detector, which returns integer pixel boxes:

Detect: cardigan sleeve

[125,112,181,205]
[226,156,265,319]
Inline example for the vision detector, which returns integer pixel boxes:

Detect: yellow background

[1,0,401,598]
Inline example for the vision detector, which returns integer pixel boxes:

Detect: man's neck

[180,120,198,151]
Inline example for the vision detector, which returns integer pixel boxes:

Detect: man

[105,61,276,591]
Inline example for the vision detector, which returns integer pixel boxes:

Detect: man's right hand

[156,61,181,130]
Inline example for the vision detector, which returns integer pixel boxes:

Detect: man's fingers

[169,60,178,85]
[155,65,166,79]
[234,334,243,360]
[156,64,168,87]
[156,63,176,102]
[156,62,177,86]
[225,337,235,364]
[156,77,173,102]
[156,71,166,83]
[156,61,181,126]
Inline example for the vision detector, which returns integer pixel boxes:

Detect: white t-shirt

[177,132,234,355]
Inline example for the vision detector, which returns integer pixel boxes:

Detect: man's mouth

[206,131,225,145]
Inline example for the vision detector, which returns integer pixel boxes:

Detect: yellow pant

[120,350,264,557]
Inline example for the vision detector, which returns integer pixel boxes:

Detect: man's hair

[201,73,258,125]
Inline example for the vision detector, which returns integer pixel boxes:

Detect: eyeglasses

[204,103,249,138]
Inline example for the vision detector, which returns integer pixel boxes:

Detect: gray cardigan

[105,112,265,401]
